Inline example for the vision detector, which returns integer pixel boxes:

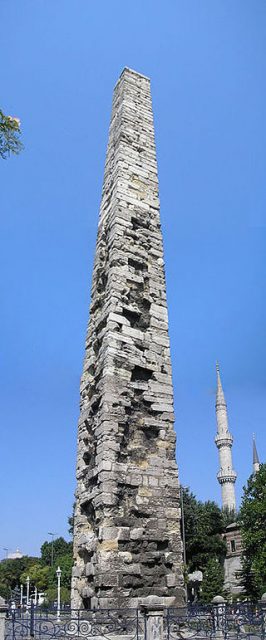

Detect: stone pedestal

[142,607,164,640]
[212,596,226,639]
[0,598,8,640]
[260,593,266,625]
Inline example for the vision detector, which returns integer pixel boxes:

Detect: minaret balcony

[217,469,237,484]
[215,434,233,448]
[215,400,227,410]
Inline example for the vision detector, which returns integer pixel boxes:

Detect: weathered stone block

[117,527,130,540]
[130,527,144,540]
[99,526,118,541]
[166,574,177,587]
[119,551,133,563]
[85,562,95,577]
[99,540,118,552]
[72,566,82,578]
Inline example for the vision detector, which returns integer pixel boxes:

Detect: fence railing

[2,599,266,640]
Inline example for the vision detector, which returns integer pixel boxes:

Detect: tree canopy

[0,557,38,599]
[182,487,227,571]
[0,537,73,603]
[40,537,72,567]
[20,564,50,592]
[182,487,227,601]
[200,557,225,603]
[0,109,23,159]
[239,463,266,599]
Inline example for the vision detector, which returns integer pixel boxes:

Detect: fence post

[212,595,226,639]
[0,597,8,640]
[30,599,35,638]
[140,598,164,640]
[260,593,266,637]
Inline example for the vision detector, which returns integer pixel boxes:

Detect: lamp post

[48,532,56,566]
[180,485,188,602]
[56,566,61,622]
[26,576,30,613]
[180,486,187,566]
[20,584,23,607]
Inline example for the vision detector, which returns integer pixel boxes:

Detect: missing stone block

[90,397,101,415]
[140,424,160,439]
[82,597,91,610]
[122,307,141,327]
[128,257,147,273]
[157,540,168,551]
[131,366,153,382]
[131,216,149,231]
[80,499,96,522]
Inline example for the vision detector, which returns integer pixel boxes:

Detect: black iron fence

[4,605,142,640]
[4,602,266,640]
[167,604,266,640]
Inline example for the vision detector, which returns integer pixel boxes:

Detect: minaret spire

[215,363,237,511]
[253,435,260,476]
[216,361,225,404]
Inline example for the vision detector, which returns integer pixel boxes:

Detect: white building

[7,549,23,560]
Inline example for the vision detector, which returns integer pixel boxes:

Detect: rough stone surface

[71,67,185,609]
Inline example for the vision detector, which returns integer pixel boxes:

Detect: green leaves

[200,558,225,603]
[45,586,70,605]
[40,537,73,566]
[0,556,38,599]
[182,488,227,573]
[20,564,50,591]
[239,463,266,599]
[0,109,23,159]
[181,487,227,602]
[0,537,73,603]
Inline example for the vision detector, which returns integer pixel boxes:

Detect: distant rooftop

[7,549,23,560]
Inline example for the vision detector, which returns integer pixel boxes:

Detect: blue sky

[1,1,265,558]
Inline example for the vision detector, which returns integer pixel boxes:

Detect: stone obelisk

[71,68,185,610]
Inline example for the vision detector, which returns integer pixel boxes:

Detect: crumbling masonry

[71,68,185,609]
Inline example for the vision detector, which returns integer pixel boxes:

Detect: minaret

[71,68,185,609]
[215,363,237,511]
[253,435,260,476]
